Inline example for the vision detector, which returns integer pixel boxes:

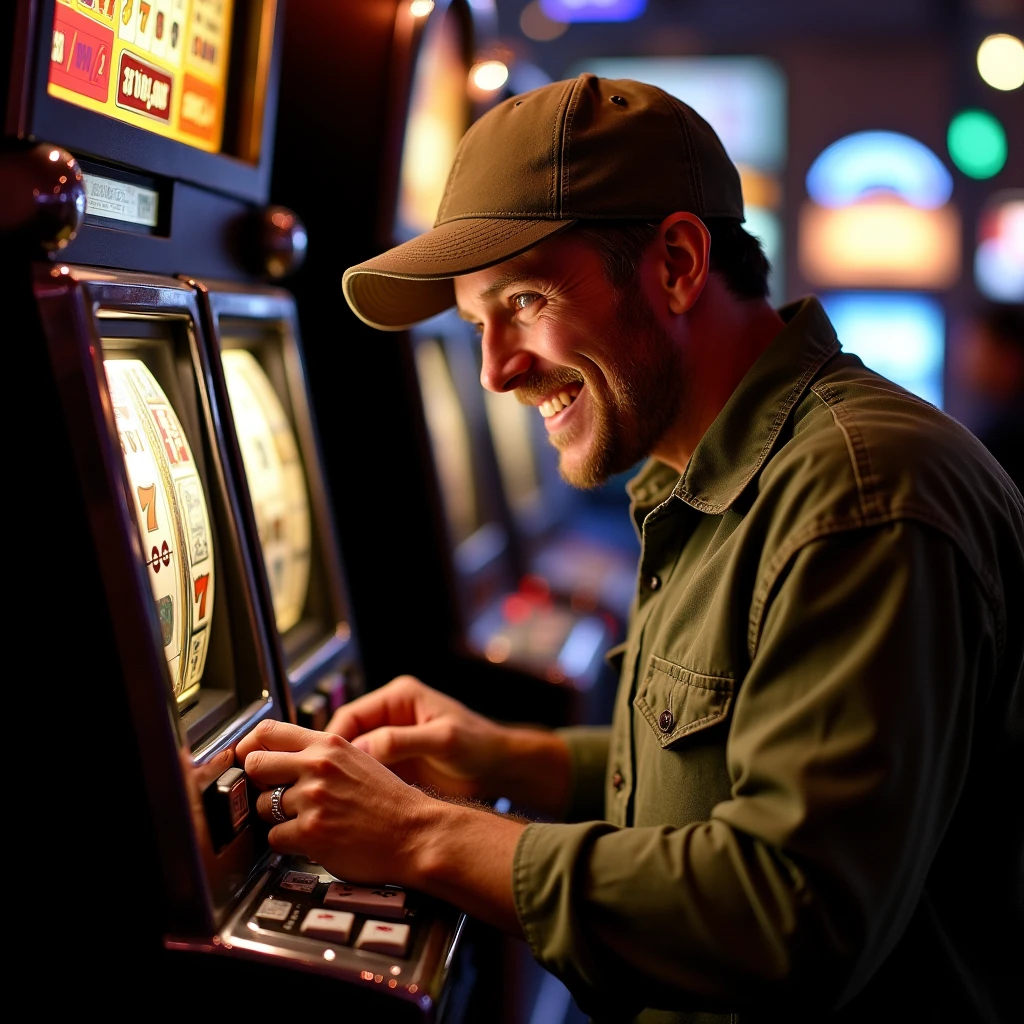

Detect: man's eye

[511,292,540,311]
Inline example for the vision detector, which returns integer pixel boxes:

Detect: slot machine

[4,1,470,1017]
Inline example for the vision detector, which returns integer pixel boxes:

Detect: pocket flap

[634,656,734,748]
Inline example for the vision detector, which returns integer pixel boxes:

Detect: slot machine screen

[483,388,551,535]
[414,335,479,549]
[218,321,348,666]
[200,286,357,723]
[96,302,273,750]
[104,353,215,708]
[221,347,311,636]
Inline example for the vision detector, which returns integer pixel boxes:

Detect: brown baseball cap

[342,72,745,331]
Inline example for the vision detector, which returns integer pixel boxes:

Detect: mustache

[515,368,584,406]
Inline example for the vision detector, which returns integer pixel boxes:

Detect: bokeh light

[947,109,1008,179]
[470,59,509,93]
[977,33,1024,91]
[520,1,569,41]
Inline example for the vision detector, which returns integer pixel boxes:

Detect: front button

[658,709,674,731]
[611,770,624,791]
[647,575,661,591]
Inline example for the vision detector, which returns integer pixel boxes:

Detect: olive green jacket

[511,297,1023,1023]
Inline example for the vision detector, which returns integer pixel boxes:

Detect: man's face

[454,231,684,489]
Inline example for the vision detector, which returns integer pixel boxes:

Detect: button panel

[247,862,417,961]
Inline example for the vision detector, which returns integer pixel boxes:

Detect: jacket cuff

[555,725,610,823]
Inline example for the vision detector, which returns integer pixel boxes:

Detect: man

[236,75,1022,1022]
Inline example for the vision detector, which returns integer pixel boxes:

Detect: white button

[300,909,355,943]
[255,897,293,923]
[354,919,410,956]
[324,882,406,919]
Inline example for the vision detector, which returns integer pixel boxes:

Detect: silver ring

[270,784,290,823]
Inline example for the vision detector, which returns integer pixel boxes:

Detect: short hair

[570,217,772,300]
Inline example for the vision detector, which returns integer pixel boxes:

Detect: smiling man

[235,75,1023,1023]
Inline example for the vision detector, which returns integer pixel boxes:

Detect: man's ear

[654,212,710,314]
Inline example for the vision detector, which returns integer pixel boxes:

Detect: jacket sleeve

[553,725,611,824]
[511,521,996,1017]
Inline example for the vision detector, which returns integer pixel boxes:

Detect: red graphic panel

[49,4,113,103]
[115,49,173,122]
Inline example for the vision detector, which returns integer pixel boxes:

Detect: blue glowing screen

[806,131,953,210]
[821,292,946,409]
[541,0,647,21]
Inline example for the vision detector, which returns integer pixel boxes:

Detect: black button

[611,770,624,791]
[658,710,674,732]
[647,575,661,591]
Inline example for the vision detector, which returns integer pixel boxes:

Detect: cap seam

[552,77,578,218]
[652,84,706,215]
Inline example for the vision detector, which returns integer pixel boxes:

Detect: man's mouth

[539,386,580,419]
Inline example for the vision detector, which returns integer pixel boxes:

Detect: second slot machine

[6,0,470,1017]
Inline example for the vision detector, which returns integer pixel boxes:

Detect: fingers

[235,720,343,790]
[354,718,454,766]
[235,718,322,758]
[326,675,428,740]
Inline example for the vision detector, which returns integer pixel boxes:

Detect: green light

[947,110,1007,179]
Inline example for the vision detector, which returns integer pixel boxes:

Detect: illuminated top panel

[47,0,235,154]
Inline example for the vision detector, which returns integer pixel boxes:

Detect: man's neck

[654,282,785,474]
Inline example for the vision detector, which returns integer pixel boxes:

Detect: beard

[531,277,683,490]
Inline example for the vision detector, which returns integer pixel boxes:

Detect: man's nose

[479,327,532,393]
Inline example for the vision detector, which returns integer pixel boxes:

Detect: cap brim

[342,217,576,331]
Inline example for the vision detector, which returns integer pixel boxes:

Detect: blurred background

[6,2,1019,1020]
[463,0,1022,432]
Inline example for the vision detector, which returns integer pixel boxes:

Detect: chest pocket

[634,655,735,749]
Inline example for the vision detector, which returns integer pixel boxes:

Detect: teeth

[540,387,580,419]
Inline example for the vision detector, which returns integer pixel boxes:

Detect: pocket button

[658,709,674,732]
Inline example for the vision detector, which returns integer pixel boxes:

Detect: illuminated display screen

[821,292,946,409]
[47,0,235,154]
[414,337,478,546]
[396,5,468,237]
[104,356,215,706]
[221,349,311,635]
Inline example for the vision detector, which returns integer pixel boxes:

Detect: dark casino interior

[3,0,1021,1021]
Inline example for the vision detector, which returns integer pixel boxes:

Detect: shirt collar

[627,296,840,515]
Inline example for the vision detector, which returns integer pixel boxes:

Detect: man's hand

[326,675,572,818]
[235,715,529,935]
[236,720,437,886]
